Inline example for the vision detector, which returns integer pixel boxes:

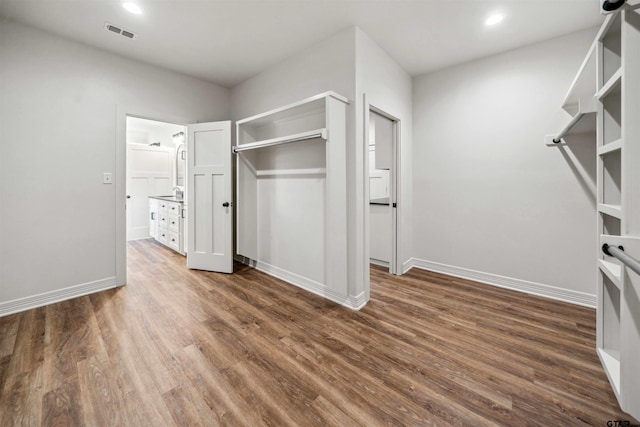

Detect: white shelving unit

[235,92,363,309]
[550,5,640,419]
[595,5,640,420]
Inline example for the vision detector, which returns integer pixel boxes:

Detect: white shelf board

[597,68,622,100]
[234,128,327,153]
[598,259,622,289]
[256,168,326,177]
[596,12,618,42]
[598,138,622,156]
[236,91,349,126]
[599,203,623,218]
[561,40,597,114]
[598,347,621,397]
[567,111,597,135]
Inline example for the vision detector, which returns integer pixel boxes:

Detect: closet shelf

[560,41,597,115]
[598,348,621,397]
[599,203,623,218]
[545,39,597,146]
[256,168,326,177]
[598,259,622,289]
[597,69,622,100]
[598,139,622,156]
[236,91,349,126]
[233,128,327,153]
[596,11,619,42]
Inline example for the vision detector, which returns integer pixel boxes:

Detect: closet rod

[233,129,327,154]
[553,112,585,143]
[602,244,640,276]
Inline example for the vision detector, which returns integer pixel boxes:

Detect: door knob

[222,202,231,207]
[126,195,131,199]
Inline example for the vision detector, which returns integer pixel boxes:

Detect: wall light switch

[103,173,113,184]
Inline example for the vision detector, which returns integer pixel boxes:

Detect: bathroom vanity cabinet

[149,196,186,255]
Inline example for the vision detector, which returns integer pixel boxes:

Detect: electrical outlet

[103,173,113,184]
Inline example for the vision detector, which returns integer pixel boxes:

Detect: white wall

[230,28,356,120]
[0,20,229,313]
[412,28,598,306]
[355,28,413,288]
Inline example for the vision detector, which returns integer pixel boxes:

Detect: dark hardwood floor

[0,238,636,426]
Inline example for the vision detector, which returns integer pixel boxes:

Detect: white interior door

[126,144,172,241]
[186,121,233,273]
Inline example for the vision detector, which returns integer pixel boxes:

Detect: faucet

[173,186,184,200]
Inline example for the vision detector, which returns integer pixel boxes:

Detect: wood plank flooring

[0,238,637,426]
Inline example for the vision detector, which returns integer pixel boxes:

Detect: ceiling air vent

[104,22,138,40]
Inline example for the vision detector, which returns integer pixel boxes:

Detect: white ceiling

[0,0,603,88]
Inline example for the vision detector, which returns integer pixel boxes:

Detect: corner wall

[411,28,598,306]
[0,20,230,315]
[230,26,413,307]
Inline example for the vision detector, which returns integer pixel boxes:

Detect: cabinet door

[149,199,158,239]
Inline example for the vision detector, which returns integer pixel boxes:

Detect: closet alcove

[235,92,360,308]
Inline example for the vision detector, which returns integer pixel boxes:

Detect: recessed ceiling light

[123,2,143,15]
[485,13,504,26]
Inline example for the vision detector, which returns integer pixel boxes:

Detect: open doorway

[117,108,234,285]
[125,116,186,256]
[367,106,400,275]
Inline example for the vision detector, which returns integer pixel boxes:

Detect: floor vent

[104,23,138,40]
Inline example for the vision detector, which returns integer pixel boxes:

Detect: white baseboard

[234,256,366,310]
[405,258,596,308]
[402,258,414,274]
[369,258,389,268]
[0,277,119,317]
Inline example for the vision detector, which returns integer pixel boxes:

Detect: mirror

[174,132,186,188]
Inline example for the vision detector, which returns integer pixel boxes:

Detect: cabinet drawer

[158,201,169,214]
[157,228,168,244]
[167,230,181,252]
[168,214,180,232]
[167,202,181,216]
[158,212,168,228]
